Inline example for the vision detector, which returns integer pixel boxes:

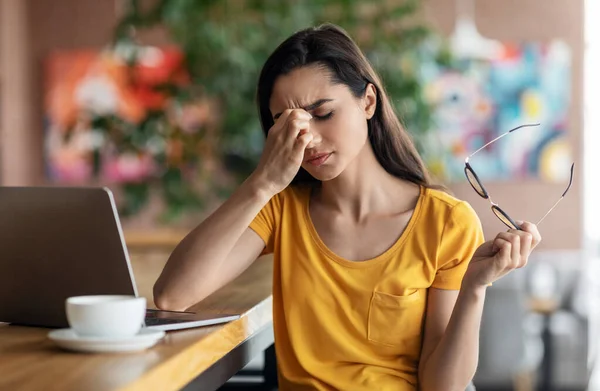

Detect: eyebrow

[273,99,334,120]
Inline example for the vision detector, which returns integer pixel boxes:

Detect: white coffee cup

[66,295,146,338]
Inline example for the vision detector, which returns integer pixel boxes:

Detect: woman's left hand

[463,221,542,290]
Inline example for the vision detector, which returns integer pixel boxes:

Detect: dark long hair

[256,23,434,188]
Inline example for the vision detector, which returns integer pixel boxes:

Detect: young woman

[153,24,541,391]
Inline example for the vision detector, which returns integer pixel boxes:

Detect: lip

[305,152,332,167]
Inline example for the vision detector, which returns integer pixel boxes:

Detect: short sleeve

[432,201,485,290]
[249,191,283,255]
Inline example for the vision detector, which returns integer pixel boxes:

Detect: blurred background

[0,0,595,390]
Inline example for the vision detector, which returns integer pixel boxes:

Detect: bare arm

[417,288,485,391]
[418,223,541,391]
[153,175,272,311]
[153,109,314,311]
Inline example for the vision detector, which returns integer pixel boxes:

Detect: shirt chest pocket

[367,289,427,349]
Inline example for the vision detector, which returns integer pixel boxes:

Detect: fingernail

[515,220,524,225]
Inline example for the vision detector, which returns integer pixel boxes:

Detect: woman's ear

[363,83,377,120]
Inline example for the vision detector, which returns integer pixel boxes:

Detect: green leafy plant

[101,0,445,221]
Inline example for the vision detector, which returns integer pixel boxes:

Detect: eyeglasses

[464,123,574,230]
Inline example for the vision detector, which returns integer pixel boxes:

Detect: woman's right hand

[251,109,314,196]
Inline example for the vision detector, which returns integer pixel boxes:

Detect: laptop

[0,186,239,331]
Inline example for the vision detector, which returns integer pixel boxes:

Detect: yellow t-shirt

[249,184,484,391]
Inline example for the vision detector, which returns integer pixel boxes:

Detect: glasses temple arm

[467,124,541,160]
[468,132,512,160]
[536,197,564,226]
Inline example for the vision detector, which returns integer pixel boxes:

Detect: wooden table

[0,256,274,391]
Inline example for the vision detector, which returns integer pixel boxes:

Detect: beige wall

[424,0,583,250]
[1,0,37,185]
[0,0,584,249]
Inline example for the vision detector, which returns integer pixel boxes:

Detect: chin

[303,165,344,182]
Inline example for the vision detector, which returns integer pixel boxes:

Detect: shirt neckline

[302,184,426,269]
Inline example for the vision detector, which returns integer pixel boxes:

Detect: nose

[306,131,322,150]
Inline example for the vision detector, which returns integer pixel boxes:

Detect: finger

[496,232,520,269]
[272,109,311,133]
[288,108,312,120]
[478,240,498,257]
[273,109,295,130]
[508,229,532,267]
[288,118,311,131]
[293,132,314,157]
[515,220,541,249]
[493,236,512,271]
[287,118,311,141]
[286,109,312,126]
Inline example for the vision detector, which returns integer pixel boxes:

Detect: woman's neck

[316,144,419,222]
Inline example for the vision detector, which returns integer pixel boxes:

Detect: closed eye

[313,111,334,121]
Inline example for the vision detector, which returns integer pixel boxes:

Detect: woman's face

[269,65,377,182]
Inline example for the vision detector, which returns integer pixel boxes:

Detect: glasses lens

[465,165,488,199]
[492,206,519,230]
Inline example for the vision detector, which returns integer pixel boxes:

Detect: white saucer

[48,328,165,353]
